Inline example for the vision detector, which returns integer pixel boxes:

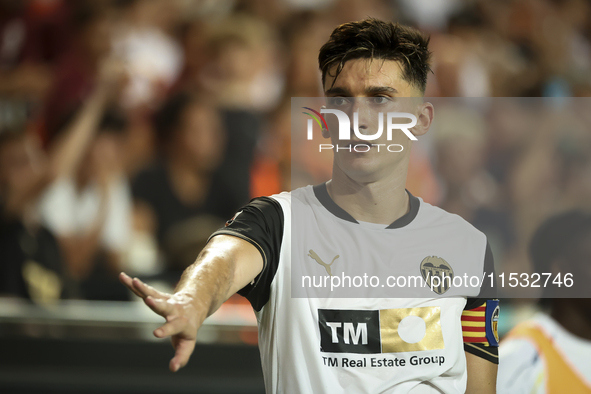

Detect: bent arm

[48,58,125,182]
[465,351,497,394]
[2,63,119,216]
[48,82,110,180]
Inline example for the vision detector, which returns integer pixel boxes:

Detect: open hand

[119,272,204,372]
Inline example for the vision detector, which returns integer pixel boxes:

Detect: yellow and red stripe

[461,305,488,344]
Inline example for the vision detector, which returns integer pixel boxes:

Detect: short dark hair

[318,18,432,93]
[529,210,591,300]
[530,210,591,274]
[154,91,193,145]
[153,91,216,145]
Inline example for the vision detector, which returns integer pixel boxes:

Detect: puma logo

[308,249,339,276]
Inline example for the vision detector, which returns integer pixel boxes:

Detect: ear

[412,102,434,137]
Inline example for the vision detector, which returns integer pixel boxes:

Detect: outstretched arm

[119,234,263,372]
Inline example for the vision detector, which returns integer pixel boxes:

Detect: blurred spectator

[131,92,227,274]
[434,103,516,265]
[0,0,65,100]
[282,11,331,97]
[112,0,184,108]
[200,14,283,111]
[498,211,591,393]
[0,127,63,303]
[35,59,130,301]
[234,0,291,27]
[38,107,132,300]
[0,53,124,302]
[251,98,293,195]
[508,103,591,260]
[42,2,117,143]
[172,18,209,94]
[217,108,263,210]
[329,0,395,26]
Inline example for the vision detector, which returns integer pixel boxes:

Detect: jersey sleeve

[497,338,545,394]
[463,242,499,364]
[207,196,284,311]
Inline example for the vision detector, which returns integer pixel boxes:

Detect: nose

[349,98,373,134]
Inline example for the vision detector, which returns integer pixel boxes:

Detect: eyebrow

[324,87,350,96]
[366,86,398,95]
[324,86,398,96]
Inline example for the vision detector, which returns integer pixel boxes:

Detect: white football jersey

[211,184,498,393]
[498,313,591,394]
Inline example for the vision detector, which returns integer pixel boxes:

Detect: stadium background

[1,0,590,393]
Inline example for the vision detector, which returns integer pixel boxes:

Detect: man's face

[177,103,225,173]
[0,135,43,196]
[323,58,424,183]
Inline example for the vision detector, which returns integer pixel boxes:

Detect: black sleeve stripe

[465,240,496,310]
[464,298,486,311]
[464,343,499,364]
[207,196,284,311]
[207,229,268,286]
[462,240,500,364]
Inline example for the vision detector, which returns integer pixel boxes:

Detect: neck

[327,164,410,225]
[551,300,591,341]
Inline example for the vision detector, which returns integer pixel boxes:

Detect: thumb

[170,338,196,372]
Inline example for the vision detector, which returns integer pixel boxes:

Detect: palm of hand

[119,273,203,372]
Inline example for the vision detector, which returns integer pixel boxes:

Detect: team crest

[484,299,500,346]
[420,256,454,295]
[491,305,500,343]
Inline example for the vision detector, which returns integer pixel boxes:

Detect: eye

[328,97,350,107]
[371,96,391,105]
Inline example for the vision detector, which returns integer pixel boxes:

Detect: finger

[170,339,196,372]
[131,277,163,299]
[154,317,187,339]
[119,272,144,298]
[144,296,173,318]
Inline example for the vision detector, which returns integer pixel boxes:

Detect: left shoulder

[415,197,486,240]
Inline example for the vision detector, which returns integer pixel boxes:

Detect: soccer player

[498,211,591,393]
[120,18,498,393]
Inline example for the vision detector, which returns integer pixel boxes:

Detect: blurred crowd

[1,0,591,304]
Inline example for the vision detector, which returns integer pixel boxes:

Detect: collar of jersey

[312,182,420,229]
